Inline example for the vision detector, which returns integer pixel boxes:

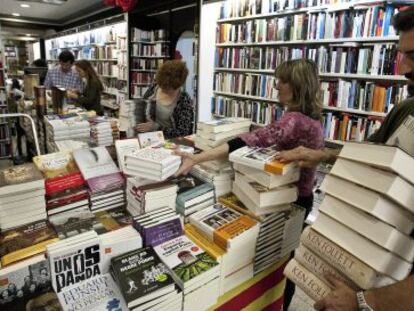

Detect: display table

[208,256,289,311]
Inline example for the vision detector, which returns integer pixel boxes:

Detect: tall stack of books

[194,117,251,151]
[190,162,233,198]
[111,247,182,311]
[175,175,215,220]
[126,178,177,215]
[118,100,137,138]
[133,207,183,247]
[0,163,47,230]
[33,152,89,217]
[73,147,125,212]
[51,139,88,153]
[89,116,119,147]
[154,235,221,311]
[284,142,414,301]
[44,114,90,152]
[124,148,181,181]
[188,204,259,295]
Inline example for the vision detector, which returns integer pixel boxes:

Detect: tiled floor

[288,288,315,311]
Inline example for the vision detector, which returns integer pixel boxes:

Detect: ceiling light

[26,34,31,36]
[20,4,30,8]
[12,13,21,16]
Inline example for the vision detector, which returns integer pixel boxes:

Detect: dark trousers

[283,194,314,311]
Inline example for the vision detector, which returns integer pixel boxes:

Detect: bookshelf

[129,28,170,99]
[44,15,128,115]
[202,0,410,141]
[0,37,11,159]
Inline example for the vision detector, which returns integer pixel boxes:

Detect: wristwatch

[356,291,374,311]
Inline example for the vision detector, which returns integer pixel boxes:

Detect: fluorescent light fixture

[21,4,31,8]
[12,13,21,16]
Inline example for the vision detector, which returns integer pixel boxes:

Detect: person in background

[135,60,194,139]
[175,59,325,311]
[32,58,48,84]
[66,60,104,116]
[44,50,83,92]
[274,7,414,311]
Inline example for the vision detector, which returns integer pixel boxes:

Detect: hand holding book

[135,119,155,133]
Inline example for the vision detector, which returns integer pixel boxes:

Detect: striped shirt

[44,66,83,91]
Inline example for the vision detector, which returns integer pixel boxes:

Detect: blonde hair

[275,59,322,119]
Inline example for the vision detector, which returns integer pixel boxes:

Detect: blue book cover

[177,183,214,206]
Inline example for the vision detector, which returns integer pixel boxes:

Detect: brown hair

[74,60,103,90]
[275,59,322,119]
[393,6,414,32]
[155,60,188,90]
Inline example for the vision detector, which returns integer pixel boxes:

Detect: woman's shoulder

[177,91,193,107]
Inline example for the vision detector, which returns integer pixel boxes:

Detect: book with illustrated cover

[136,215,183,247]
[33,151,82,182]
[111,247,175,308]
[138,131,165,148]
[125,148,181,169]
[115,139,140,172]
[57,274,127,311]
[94,208,133,232]
[46,186,89,209]
[0,163,44,195]
[0,220,59,267]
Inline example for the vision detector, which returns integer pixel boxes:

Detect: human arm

[275,146,339,168]
[314,274,414,311]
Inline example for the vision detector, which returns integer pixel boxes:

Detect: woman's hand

[66,89,79,99]
[275,146,331,168]
[174,151,199,176]
[135,121,155,133]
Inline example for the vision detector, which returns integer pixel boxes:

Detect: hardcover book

[138,131,165,148]
[197,118,251,133]
[0,163,44,195]
[115,138,141,173]
[136,215,183,247]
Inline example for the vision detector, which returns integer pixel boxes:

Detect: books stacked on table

[89,116,119,147]
[194,117,251,151]
[94,207,133,232]
[57,274,127,311]
[154,235,220,311]
[0,163,47,230]
[229,146,300,216]
[188,203,259,295]
[0,220,59,267]
[111,247,182,311]
[126,178,177,215]
[284,142,414,301]
[33,151,89,217]
[190,161,233,198]
[219,193,305,274]
[44,114,90,151]
[115,138,141,173]
[175,175,215,221]
[74,146,125,212]
[119,100,137,138]
[124,147,181,181]
[50,139,89,153]
[133,208,183,247]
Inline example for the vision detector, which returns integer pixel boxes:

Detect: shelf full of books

[130,28,170,99]
[209,0,409,142]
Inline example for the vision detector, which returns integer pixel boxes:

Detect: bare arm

[275,146,339,168]
[175,144,229,176]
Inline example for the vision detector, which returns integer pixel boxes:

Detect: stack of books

[44,114,90,152]
[0,220,59,267]
[154,235,220,311]
[175,175,216,220]
[190,162,233,198]
[188,204,259,295]
[284,142,414,301]
[115,138,141,173]
[133,207,183,247]
[89,116,120,147]
[194,117,251,151]
[111,247,182,311]
[124,147,181,181]
[219,193,305,274]
[73,147,125,212]
[33,152,89,217]
[230,146,300,215]
[51,139,88,153]
[126,178,177,215]
[118,100,137,138]
[0,163,47,230]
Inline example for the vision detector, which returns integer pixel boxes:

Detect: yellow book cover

[214,215,257,249]
[218,193,263,222]
[264,160,291,175]
[185,224,225,260]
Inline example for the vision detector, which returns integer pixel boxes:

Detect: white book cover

[58,274,128,311]
[197,118,251,133]
[197,126,250,141]
[125,148,181,169]
[138,131,165,148]
[73,147,119,180]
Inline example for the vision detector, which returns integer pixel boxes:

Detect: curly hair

[155,60,188,90]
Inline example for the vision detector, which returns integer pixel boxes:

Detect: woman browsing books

[134,60,194,139]
[176,58,324,311]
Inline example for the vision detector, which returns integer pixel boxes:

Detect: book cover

[94,208,133,232]
[33,151,81,180]
[126,148,181,169]
[115,139,141,173]
[111,247,175,308]
[141,216,183,247]
[57,274,127,311]
[0,163,44,195]
[138,131,165,148]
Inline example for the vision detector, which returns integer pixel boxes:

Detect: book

[138,131,165,148]
[153,235,220,292]
[229,146,297,175]
[57,274,127,311]
[320,174,414,235]
[386,115,414,157]
[197,118,251,133]
[339,142,414,185]
[0,220,59,267]
[0,163,44,196]
[94,208,133,232]
[115,138,140,173]
[300,227,396,289]
[284,258,331,301]
[111,247,175,308]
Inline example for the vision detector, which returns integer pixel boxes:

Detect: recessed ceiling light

[20,4,30,8]
[12,13,21,17]
[26,34,31,36]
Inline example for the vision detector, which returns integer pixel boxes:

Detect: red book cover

[46,186,89,209]
[45,172,85,195]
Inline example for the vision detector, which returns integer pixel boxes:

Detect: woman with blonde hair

[175,59,325,310]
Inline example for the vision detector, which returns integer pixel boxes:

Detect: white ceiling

[0,0,105,24]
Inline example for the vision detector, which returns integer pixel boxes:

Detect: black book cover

[111,247,174,306]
